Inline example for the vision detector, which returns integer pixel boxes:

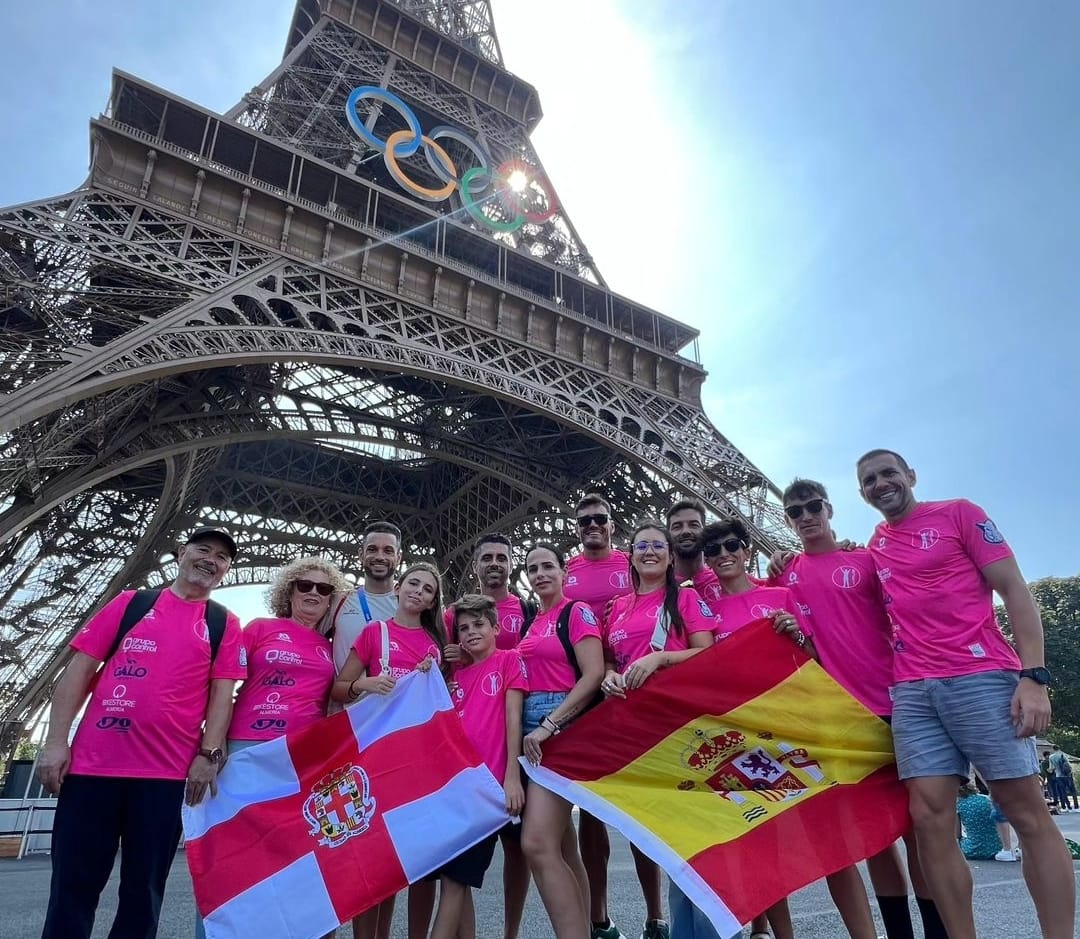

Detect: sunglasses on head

[702,538,746,558]
[294,579,334,596]
[576,513,609,528]
[784,498,827,520]
[632,540,668,553]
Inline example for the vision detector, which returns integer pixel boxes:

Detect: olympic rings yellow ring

[383,130,458,203]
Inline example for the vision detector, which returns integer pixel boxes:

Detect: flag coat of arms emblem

[183,669,508,939]
[524,621,909,936]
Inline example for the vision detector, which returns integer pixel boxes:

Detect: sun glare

[508,169,528,192]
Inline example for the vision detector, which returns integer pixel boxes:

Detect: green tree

[997,575,1080,749]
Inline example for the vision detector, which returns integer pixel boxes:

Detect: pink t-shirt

[564,551,633,622]
[868,499,1019,682]
[450,649,529,780]
[689,567,723,606]
[604,587,716,672]
[774,550,894,715]
[69,589,245,780]
[229,618,335,741]
[443,595,532,650]
[516,598,601,692]
[353,619,443,680]
[704,584,811,642]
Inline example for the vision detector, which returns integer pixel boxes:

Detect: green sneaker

[591,920,625,939]
[641,920,670,939]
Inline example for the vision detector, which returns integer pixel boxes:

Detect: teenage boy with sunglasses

[564,494,666,939]
[857,449,1074,939]
[774,479,947,939]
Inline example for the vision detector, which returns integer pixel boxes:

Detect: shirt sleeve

[568,601,602,645]
[678,588,718,636]
[353,626,374,672]
[211,613,247,680]
[506,652,529,692]
[442,606,455,641]
[956,500,1014,570]
[69,591,136,661]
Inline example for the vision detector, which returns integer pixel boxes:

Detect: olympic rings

[345,85,558,232]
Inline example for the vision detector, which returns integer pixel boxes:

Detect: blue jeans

[522,691,567,735]
[669,881,737,939]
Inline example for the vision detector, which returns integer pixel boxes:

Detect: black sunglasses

[702,538,745,557]
[294,579,334,596]
[784,499,827,520]
[576,513,609,528]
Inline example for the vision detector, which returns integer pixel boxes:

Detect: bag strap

[357,587,374,624]
[554,602,582,681]
[104,589,162,663]
[649,601,671,652]
[378,619,391,675]
[205,600,228,662]
[520,597,539,639]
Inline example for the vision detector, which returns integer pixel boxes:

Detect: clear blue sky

[2,1,1077,588]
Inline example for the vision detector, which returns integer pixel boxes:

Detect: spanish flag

[523,620,908,936]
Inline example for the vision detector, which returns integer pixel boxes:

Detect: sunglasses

[632,540,668,553]
[576,513,609,528]
[294,579,335,596]
[784,499,827,520]
[702,538,746,557]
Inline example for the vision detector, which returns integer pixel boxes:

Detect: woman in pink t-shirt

[228,557,347,747]
[330,561,446,939]
[197,556,347,939]
[601,522,716,937]
[517,542,604,939]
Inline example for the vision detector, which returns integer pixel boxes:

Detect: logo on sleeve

[787,571,799,585]
[976,519,1005,545]
[698,599,713,618]
[579,607,598,626]
[238,646,248,668]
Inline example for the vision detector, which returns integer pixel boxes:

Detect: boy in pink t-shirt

[428,595,527,939]
[857,449,1072,938]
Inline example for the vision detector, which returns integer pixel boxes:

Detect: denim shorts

[891,670,1038,781]
[523,691,567,735]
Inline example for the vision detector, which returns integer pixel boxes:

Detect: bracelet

[542,715,562,735]
[348,677,362,699]
[792,630,807,649]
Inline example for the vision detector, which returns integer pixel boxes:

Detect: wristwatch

[198,746,225,765]
[1018,666,1052,686]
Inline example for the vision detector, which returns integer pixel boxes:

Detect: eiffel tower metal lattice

[0,0,792,757]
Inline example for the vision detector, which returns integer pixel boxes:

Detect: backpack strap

[554,602,583,681]
[357,587,374,624]
[520,597,539,639]
[104,589,163,663]
[205,599,228,662]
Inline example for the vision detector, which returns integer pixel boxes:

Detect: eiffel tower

[0,0,791,756]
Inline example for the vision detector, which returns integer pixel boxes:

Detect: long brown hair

[397,560,448,676]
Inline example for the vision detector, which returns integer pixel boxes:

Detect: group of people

[32,448,1076,939]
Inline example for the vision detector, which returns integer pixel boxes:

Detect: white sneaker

[994,849,1020,862]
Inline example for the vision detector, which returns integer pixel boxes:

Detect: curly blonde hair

[266,556,352,619]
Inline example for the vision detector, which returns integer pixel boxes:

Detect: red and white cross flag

[182,669,509,939]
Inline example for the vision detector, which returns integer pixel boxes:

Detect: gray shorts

[891,670,1039,782]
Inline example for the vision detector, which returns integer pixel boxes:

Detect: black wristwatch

[198,746,225,765]
[1018,666,1052,686]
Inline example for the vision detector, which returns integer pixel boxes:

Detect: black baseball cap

[185,527,238,558]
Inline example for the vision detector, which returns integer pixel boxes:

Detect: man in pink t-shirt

[776,477,946,939]
[858,449,1073,939]
[562,493,655,939]
[667,499,723,605]
[35,528,246,939]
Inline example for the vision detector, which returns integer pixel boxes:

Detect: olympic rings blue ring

[345,86,422,158]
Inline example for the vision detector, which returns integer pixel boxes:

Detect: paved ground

[2,813,1078,938]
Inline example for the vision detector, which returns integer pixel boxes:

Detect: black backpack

[104,589,229,663]
[520,600,604,713]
